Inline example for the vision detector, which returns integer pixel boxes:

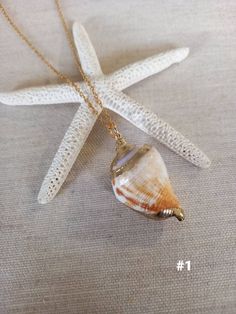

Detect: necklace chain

[0,1,127,148]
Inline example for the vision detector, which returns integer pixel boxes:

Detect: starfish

[0,23,211,204]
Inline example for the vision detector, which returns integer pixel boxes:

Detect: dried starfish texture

[0,23,211,204]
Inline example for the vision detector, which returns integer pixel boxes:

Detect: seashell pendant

[111,143,184,221]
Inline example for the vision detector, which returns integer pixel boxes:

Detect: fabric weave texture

[0,1,235,313]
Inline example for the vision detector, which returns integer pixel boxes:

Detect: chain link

[0,1,127,147]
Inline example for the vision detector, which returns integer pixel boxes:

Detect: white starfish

[0,23,211,204]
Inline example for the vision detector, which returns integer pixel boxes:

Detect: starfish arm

[104,87,211,168]
[0,46,189,105]
[0,83,84,106]
[109,47,189,90]
[0,22,102,106]
[37,103,101,204]
[72,22,103,77]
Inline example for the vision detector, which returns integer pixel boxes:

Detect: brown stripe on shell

[111,144,183,220]
[116,181,180,213]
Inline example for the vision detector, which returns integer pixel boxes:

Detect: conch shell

[111,144,184,221]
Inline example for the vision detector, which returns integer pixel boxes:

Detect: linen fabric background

[0,1,235,313]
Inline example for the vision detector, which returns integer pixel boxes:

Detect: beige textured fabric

[0,1,235,313]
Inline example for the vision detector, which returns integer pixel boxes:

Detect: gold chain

[0,1,127,148]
